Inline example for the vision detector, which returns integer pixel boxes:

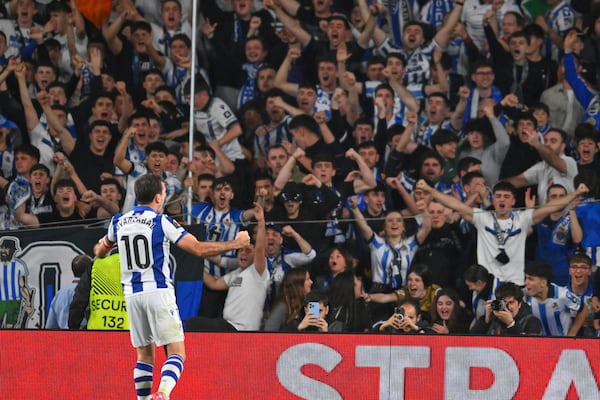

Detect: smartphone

[394,306,405,319]
[307,301,320,317]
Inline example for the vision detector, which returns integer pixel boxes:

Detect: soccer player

[93,174,250,400]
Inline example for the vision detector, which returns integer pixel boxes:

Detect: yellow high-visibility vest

[87,254,129,330]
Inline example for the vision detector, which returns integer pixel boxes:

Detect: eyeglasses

[569,264,591,270]
[281,192,302,202]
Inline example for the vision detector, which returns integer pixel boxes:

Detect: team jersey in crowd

[0,20,40,58]
[253,115,293,159]
[375,38,437,101]
[106,206,187,296]
[191,202,247,278]
[194,97,245,160]
[470,276,502,328]
[265,248,316,307]
[368,233,419,288]
[525,283,580,336]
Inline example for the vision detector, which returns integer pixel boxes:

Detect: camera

[490,299,507,311]
[394,306,405,318]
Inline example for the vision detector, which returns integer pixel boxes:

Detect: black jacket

[470,302,543,336]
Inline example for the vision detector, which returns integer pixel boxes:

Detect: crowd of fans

[0,0,599,336]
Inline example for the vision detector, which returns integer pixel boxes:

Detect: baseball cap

[280,182,304,202]
[0,115,17,129]
[265,222,283,234]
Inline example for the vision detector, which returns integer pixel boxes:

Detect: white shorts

[126,290,184,348]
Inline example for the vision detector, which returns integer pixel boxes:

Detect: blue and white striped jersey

[368,233,419,287]
[1,259,28,301]
[191,202,247,278]
[106,206,187,296]
[253,115,293,159]
[525,283,580,336]
[471,277,502,327]
[375,38,437,101]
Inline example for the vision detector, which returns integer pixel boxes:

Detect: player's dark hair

[135,174,164,204]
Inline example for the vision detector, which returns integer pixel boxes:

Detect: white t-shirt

[471,209,534,285]
[223,263,269,331]
[522,154,578,204]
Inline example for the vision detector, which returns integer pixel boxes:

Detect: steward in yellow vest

[68,253,129,330]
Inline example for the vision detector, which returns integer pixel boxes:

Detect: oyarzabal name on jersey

[117,216,155,230]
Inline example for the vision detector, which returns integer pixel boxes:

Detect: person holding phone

[373,298,428,333]
[291,291,342,332]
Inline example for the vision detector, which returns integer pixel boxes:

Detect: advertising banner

[1,331,598,399]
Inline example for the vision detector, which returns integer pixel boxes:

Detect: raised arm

[113,127,135,174]
[208,141,235,176]
[356,4,378,49]
[357,0,387,47]
[181,229,251,258]
[144,30,167,70]
[267,0,311,47]
[415,200,432,244]
[272,95,305,117]
[416,179,474,222]
[273,47,301,97]
[349,196,374,240]
[433,1,464,49]
[282,225,313,255]
[524,129,568,173]
[102,10,128,55]
[80,189,120,217]
[532,184,588,224]
[273,147,302,193]
[450,86,469,131]
[345,148,377,193]
[14,61,39,132]
[38,91,76,155]
[253,203,266,275]
[385,69,419,112]
[483,98,511,162]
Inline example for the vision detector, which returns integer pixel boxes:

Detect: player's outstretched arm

[177,230,251,257]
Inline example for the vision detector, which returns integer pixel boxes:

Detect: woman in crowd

[429,288,470,334]
[326,271,372,332]
[368,263,441,322]
[263,267,312,331]
[313,245,354,292]
[464,264,501,329]
[350,197,431,293]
